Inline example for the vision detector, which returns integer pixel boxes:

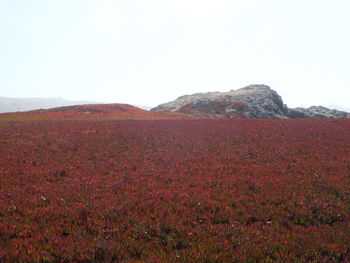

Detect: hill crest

[0,103,190,120]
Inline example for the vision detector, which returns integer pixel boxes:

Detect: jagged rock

[151,85,349,119]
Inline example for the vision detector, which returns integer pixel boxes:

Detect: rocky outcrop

[152,85,289,118]
[288,106,350,118]
[151,85,350,119]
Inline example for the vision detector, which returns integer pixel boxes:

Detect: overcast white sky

[0,0,349,108]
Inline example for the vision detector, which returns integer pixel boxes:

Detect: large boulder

[151,84,289,118]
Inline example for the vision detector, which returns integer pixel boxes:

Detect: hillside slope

[0,103,190,120]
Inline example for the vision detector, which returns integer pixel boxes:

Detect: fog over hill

[0,97,99,113]
[0,97,152,113]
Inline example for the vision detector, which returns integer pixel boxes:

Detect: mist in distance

[0,0,349,109]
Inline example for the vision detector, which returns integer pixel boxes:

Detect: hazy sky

[1,0,349,108]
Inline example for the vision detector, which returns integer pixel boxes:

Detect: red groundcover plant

[1,118,350,262]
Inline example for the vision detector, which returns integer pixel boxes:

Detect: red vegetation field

[1,118,350,262]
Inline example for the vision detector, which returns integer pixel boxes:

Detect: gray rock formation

[151,85,350,119]
[288,106,350,118]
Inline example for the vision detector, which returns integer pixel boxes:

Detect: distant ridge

[0,97,98,113]
[151,84,350,119]
[325,104,350,113]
